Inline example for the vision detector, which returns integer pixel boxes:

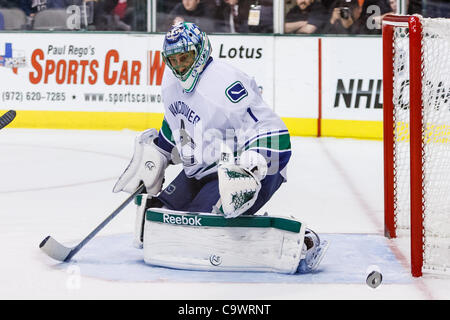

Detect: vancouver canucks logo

[225,81,248,103]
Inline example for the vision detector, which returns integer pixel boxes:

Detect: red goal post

[382,15,450,277]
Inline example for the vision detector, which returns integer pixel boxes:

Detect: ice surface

[0,129,448,299]
[57,233,411,284]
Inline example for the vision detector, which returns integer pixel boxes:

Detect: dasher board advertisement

[0,33,274,113]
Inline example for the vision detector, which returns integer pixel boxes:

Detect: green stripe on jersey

[245,133,291,152]
[160,119,176,145]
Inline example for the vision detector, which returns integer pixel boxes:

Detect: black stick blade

[0,110,16,129]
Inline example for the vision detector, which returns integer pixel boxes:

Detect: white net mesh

[392,17,450,275]
[392,25,411,232]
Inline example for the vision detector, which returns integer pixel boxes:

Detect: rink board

[0,33,383,139]
[56,233,412,284]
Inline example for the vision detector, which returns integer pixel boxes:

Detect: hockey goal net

[383,15,450,277]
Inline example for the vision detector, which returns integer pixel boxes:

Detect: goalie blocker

[134,195,328,274]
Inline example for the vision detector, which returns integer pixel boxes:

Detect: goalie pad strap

[143,208,306,274]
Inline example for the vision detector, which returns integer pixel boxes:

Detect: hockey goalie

[113,22,328,274]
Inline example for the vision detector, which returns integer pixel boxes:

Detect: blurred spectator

[369,0,399,29]
[0,0,22,8]
[20,0,47,28]
[213,0,273,33]
[358,0,391,34]
[323,0,364,34]
[247,0,273,33]
[213,0,250,33]
[156,0,179,31]
[111,0,134,30]
[21,0,68,13]
[408,0,421,13]
[320,0,335,10]
[19,0,43,17]
[158,0,180,14]
[284,0,328,34]
[421,0,450,17]
[388,0,397,13]
[19,0,75,28]
[92,0,110,29]
[402,0,449,17]
[47,0,68,8]
[94,0,135,31]
[167,0,215,32]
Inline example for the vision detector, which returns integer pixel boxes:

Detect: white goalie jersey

[157,58,291,180]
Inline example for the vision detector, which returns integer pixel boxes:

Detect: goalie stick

[0,110,16,129]
[39,184,145,262]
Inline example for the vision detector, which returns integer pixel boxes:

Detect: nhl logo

[209,255,222,266]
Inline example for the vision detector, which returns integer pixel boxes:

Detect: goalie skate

[297,229,329,274]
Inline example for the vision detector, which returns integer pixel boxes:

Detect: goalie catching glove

[218,150,268,218]
[113,128,169,195]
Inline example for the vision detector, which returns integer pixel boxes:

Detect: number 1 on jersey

[247,108,258,122]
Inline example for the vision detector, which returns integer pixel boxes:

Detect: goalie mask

[162,22,212,93]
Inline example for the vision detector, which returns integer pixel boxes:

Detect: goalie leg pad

[143,208,306,274]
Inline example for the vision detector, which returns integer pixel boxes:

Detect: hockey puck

[366,270,383,289]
